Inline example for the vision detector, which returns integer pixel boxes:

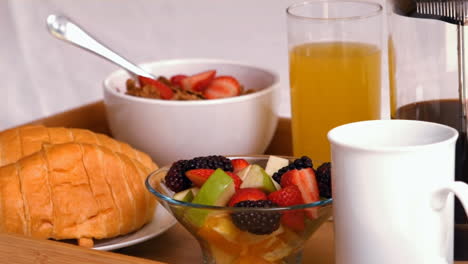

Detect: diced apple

[240,165,277,193]
[186,169,236,227]
[193,169,235,206]
[237,165,253,181]
[173,187,199,202]
[172,187,200,218]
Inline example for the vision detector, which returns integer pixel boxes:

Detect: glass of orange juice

[287,1,383,162]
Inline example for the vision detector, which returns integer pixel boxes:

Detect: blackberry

[164,155,233,192]
[184,155,233,172]
[165,160,192,192]
[231,200,280,235]
[316,162,332,198]
[272,156,313,184]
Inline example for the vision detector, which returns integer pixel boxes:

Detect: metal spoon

[46,14,155,79]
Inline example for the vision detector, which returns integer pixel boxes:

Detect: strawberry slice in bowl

[170,74,188,87]
[268,185,306,231]
[180,70,216,92]
[281,168,321,219]
[185,169,215,187]
[228,188,267,207]
[231,159,250,173]
[185,169,242,189]
[203,76,241,99]
[138,76,174,100]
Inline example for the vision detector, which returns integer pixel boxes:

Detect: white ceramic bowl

[103,59,279,166]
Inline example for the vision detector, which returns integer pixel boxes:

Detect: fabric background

[2,0,452,130]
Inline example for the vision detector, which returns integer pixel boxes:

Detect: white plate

[92,203,177,251]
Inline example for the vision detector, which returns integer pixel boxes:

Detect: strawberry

[185,169,241,189]
[282,210,305,231]
[185,169,215,187]
[203,76,241,99]
[226,172,243,190]
[268,185,305,231]
[280,170,300,188]
[228,188,267,207]
[138,76,174,100]
[280,168,320,219]
[231,159,249,173]
[268,185,304,206]
[180,70,216,92]
[170,74,187,86]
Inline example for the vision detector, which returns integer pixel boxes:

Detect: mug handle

[431,181,468,264]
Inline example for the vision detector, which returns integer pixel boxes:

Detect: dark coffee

[395,99,468,259]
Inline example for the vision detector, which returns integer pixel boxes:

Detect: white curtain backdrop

[0,0,295,130]
[1,0,394,130]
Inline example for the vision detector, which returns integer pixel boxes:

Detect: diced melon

[264,156,289,190]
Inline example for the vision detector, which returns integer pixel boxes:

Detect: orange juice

[289,42,381,162]
[388,37,397,117]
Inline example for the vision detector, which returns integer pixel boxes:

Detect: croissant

[0,142,156,247]
[0,126,158,247]
[0,125,156,171]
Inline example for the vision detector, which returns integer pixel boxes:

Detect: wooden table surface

[116,221,468,264]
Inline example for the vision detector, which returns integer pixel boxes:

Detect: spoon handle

[46,14,154,79]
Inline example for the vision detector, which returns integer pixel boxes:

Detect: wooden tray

[6,101,467,263]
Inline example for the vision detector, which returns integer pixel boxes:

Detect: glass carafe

[387,5,468,260]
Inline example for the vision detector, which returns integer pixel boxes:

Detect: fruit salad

[159,155,332,264]
[126,70,253,100]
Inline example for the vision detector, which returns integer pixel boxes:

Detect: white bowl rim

[103,58,280,106]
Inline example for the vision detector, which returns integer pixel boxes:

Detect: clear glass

[287,0,383,162]
[387,11,461,124]
[145,156,333,264]
[386,4,468,260]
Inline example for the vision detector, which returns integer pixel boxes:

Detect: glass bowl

[145,155,333,264]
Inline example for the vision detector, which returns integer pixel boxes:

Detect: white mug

[327,120,468,264]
